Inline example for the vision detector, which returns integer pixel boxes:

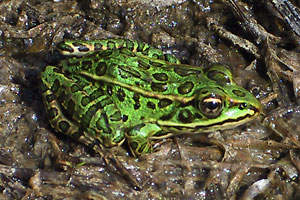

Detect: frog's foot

[90,144,142,190]
[126,123,163,157]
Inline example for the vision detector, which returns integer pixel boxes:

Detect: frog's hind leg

[41,66,140,189]
[41,65,124,146]
[41,71,81,139]
[41,67,104,146]
[41,87,139,188]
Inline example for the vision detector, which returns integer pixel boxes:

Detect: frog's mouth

[157,105,260,133]
[194,106,260,131]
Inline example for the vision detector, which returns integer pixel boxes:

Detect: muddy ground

[0,0,300,199]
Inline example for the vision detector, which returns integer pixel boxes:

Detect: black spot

[117,89,126,102]
[97,50,113,58]
[173,126,183,131]
[178,109,194,123]
[81,60,93,69]
[52,79,60,93]
[130,141,139,153]
[111,111,122,121]
[40,82,48,93]
[149,61,163,67]
[133,93,140,109]
[150,53,160,59]
[96,116,103,131]
[57,42,74,53]
[82,102,102,127]
[46,94,55,103]
[159,54,166,60]
[125,68,141,78]
[53,66,61,73]
[95,62,107,76]
[151,82,167,92]
[158,99,172,108]
[160,112,175,121]
[178,81,194,94]
[59,121,70,132]
[88,128,97,137]
[142,48,150,56]
[120,48,135,56]
[153,73,168,81]
[118,68,128,79]
[67,100,75,114]
[232,89,246,97]
[107,85,113,95]
[99,97,113,108]
[68,60,81,68]
[81,96,90,106]
[134,102,141,110]
[239,103,248,110]
[71,42,81,47]
[107,41,116,50]
[73,43,89,52]
[200,90,209,95]
[57,90,67,104]
[195,113,203,119]
[96,118,103,130]
[174,67,199,77]
[75,78,88,88]
[179,102,191,108]
[137,41,145,51]
[126,40,134,51]
[94,42,103,51]
[115,40,125,48]
[174,68,189,76]
[133,93,140,102]
[90,89,104,100]
[147,101,156,110]
[67,99,75,111]
[135,81,141,86]
[71,131,81,140]
[49,108,58,119]
[207,69,231,86]
[138,59,151,70]
[122,115,128,122]
[165,54,178,63]
[71,84,80,93]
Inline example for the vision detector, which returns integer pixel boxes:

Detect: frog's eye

[198,95,223,118]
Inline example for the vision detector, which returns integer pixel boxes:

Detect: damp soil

[0,0,300,199]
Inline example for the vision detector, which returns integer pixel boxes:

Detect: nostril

[239,103,247,110]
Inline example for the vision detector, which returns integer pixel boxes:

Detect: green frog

[41,38,262,156]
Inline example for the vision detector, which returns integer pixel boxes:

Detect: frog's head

[192,83,262,132]
[192,64,262,132]
[158,64,262,133]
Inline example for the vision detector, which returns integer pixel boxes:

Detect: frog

[41,38,262,157]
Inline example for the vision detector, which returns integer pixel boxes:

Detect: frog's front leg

[126,123,164,156]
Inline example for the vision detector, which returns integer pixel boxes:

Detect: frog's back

[60,49,211,127]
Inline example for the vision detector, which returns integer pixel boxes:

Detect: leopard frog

[41,38,262,156]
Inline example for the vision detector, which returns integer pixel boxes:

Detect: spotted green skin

[41,38,262,156]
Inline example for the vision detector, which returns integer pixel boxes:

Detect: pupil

[198,95,223,119]
[206,101,219,110]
